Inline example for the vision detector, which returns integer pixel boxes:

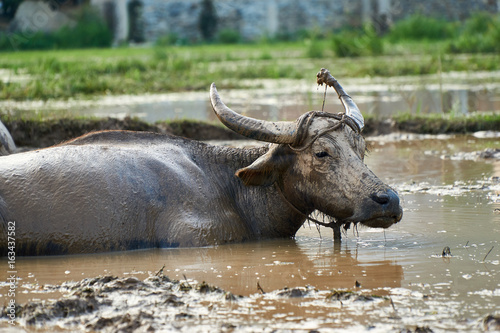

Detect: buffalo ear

[236,145,293,187]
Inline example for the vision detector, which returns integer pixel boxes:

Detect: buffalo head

[210,69,402,233]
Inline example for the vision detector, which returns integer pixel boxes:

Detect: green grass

[1,43,499,101]
[392,112,500,134]
[2,12,500,102]
[448,13,500,54]
[388,15,456,42]
[331,25,384,57]
[0,44,312,100]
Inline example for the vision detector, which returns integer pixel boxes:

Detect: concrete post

[90,0,129,45]
[378,0,391,19]
[113,0,129,44]
[266,0,278,37]
[361,0,371,24]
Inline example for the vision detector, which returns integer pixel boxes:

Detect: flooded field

[2,71,500,122]
[1,133,499,332]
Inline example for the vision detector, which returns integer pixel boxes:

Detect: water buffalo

[0,119,15,156]
[0,69,402,256]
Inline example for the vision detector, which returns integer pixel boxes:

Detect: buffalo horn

[210,83,298,144]
[317,68,364,131]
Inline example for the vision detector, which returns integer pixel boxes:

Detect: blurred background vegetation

[0,0,499,54]
[0,0,499,102]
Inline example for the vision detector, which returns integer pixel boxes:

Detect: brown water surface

[1,134,499,332]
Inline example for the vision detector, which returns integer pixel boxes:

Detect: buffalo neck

[189,140,307,240]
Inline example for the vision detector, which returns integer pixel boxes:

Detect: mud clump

[442,148,500,161]
[479,148,500,159]
[325,289,383,302]
[23,296,102,326]
[401,326,434,333]
[483,314,500,331]
[0,274,230,332]
[276,286,311,298]
[442,246,452,257]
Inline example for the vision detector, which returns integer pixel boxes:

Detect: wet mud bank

[1,115,499,149]
[362,114,500,136]
[3,273,497,332]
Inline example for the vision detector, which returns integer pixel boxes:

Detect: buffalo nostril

[372,192,390,205]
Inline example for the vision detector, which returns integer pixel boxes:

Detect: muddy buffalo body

[0,70,402,255]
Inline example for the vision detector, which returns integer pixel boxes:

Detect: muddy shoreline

[2,273,498,332]
[2,273,499,332]
[2,115,499,149]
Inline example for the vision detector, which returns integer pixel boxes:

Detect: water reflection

[2,237,403,304]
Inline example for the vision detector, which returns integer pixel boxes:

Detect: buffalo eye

[315,151,329,158]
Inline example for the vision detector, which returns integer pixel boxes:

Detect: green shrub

[38,57,63,73]
[331,25,383,57]
[304,29,326,58]
[331,33,355,57]
[198,0,218,41]
[55,7,112,49]
[305,38,323,58]
[364,25,384,55]
[171,57,193,71]
[258,50,273,60]
[388,14,454,41]
[153,47,169,61]
[0,6,112,51]
[217,29,241,44]
[448,12,500,53]
[156,33,180,46]
[0,33,10,50]
[462,12,494,35]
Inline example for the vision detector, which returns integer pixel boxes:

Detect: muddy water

[1,134,499,332]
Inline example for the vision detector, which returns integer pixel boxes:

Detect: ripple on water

[396,178,500,203]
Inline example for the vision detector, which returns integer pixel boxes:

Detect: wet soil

[1,116,499,149]
[1,273,498,332]
[389,116,500,135]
